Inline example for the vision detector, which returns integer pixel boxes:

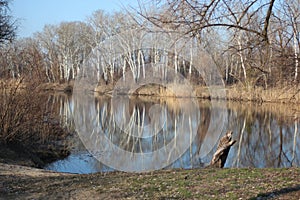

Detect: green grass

[1,165,299,199]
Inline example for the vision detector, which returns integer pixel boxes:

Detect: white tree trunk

[123,57,126,81]
[189,41,193,75]
[174,43,178,74]
[238,34,247,81]
[225,59,229,83]
[293,25,298,81]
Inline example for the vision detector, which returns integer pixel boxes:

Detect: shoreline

[3,79,299,104]
[41,82,300,104]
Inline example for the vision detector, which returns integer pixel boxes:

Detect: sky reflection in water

[45,96,300,173]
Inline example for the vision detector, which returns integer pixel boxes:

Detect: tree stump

[209,131,236,168]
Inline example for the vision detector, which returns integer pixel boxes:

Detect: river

[44,94,300,174]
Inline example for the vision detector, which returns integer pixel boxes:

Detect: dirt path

[0,163,299,199]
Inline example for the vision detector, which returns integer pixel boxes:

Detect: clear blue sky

[11,0,138,38]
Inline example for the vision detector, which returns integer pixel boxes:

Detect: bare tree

[137,0,281,86]
[139,0,276,42]
[35,25,60,82]
[36,22,93,83]
[281,0,300,82]
[0,0,16,44]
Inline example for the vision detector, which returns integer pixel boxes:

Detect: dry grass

[226,85,300,103]
[0,79,70,161]
[48,80,300,104]
[131,84,300,104]
[0,164,299,200]
[0,80,69,167]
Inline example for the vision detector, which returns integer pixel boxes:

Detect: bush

[0,78,70,166]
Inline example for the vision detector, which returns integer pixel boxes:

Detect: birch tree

[282,0,300,82]
[56,22,93,82]
[36,25,60,82]
[36,22,93,83]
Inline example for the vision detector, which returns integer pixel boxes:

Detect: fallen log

[208,130,236,168]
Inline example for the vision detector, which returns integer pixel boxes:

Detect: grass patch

[1,165,300,199]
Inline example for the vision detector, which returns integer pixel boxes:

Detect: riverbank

[0,141,70,169]
[0,163,299,199]
[39,82,300,104]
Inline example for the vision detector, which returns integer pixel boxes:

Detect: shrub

[0,78,70,165]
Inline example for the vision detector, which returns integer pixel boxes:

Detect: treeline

[0,0,299,88]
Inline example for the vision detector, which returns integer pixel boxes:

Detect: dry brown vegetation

[94,83,300,104]
[0,79,70,167]
[226,84,300,103]
[0,79,66,142]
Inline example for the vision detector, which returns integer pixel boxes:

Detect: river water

[44,94,300,174]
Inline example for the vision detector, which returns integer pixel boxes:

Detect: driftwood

[208,131,236,168]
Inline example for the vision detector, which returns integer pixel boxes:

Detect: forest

[0,0,299,92]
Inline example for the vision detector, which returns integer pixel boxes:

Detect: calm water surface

[45,94,300,173]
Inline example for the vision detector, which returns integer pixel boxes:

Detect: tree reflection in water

[45,95,300,173]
